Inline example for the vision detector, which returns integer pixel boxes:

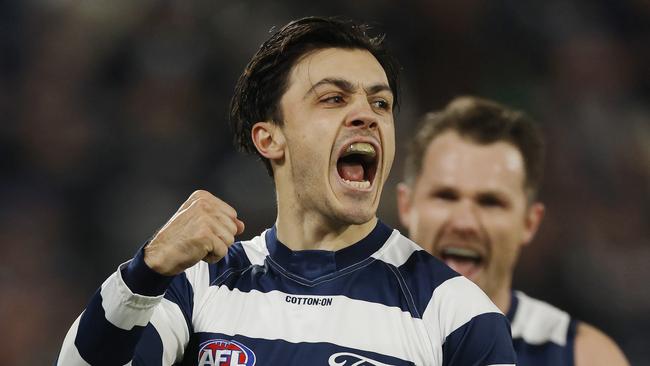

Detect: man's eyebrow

[304,78,392,99]
[304,78,355,98]
[364,83,393,97]
[476,190,509,200]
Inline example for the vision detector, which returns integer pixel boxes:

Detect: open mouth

[336,142,378,190]
[440,247,483,277]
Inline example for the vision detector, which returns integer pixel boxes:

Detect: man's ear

[396,182,413,230]
[251,122,285,161]
[522,202,545,245]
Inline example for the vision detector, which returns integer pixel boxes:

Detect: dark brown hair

[229,16,400,175]
[403,96,545,200]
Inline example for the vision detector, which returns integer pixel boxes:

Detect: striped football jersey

[57,221,516,365]
[508,291,577,365]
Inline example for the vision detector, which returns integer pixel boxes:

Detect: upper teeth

[344,142,376,157]
[441,247,481,259]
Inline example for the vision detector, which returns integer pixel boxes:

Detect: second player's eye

[431,188,458,201]
[477,195,506,208]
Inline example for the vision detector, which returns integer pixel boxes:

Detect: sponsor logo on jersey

[197,339,256,366]
[328,352,393,366]
[285,295,333,306]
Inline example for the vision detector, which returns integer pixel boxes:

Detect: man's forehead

[288,48,389,89]
[422,132,526,189]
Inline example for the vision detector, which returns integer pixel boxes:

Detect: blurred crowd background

[1,0,648,364]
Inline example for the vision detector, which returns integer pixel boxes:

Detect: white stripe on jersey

[371,229,421,267]
[241,231,270,266]
[511,290,570,346]
[150,298,191,364]
[192,287,434,365]
[100,262,164,330]
[56,315,91,366]
[422,275,503,361]
[184,261,211,317]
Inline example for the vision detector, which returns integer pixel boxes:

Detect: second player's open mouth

[336,142,378,190]
[440,247,483,277]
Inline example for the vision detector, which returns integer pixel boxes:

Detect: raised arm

[56,190,244,365]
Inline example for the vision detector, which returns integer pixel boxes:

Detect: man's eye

[477,196,505,208]
[432,190,458,201]
[321,95,345,104]
[371,99,391,110]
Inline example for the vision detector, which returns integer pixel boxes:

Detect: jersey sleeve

[423,276,517,366]
[56,247,194,365]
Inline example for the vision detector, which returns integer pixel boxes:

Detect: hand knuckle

[190,190,204,200]
[195,227,213,242]
[194,198,211,211]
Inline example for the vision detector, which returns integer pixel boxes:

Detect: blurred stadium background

[1,0,648,364]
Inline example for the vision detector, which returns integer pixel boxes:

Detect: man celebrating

[57,18,516,365]
[397,96,629,365]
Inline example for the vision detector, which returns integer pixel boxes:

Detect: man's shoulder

[375,229,499,316]
[373,228,459,283]
[183,229,270,285]
[232,230,270,265]
[511,291,574,346]
[512,291,630,366]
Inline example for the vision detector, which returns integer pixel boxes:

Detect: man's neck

[492,284,513,315]
[275,210,378,251]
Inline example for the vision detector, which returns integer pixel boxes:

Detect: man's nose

[448,200,481,237]
[344,100,378,130]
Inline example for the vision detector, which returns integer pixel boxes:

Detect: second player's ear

[396,183,413,230]
[252,122,285,161]
[522,202,545,245]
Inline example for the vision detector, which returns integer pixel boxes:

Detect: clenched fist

[143,190,245,276]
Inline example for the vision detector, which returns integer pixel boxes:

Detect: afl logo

[197,339,256,366]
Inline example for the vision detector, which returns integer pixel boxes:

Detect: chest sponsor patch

[329,352,394,366]
[197,339,256,366]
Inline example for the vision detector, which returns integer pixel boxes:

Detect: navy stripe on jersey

[396,249,461,318]
[265,221,393,280]
[132,324,164,365]
[442,312,516,366]
[206,221,454,317]
[567,320,577,365]
[208,242,254,286]
[212,258,415,313]
[75,290,146,365]
[513,337,574,365]
[505,290,519,322]
[507,291,577,366]
[122,245,174,296]
[508,291,578,365]
[59,223,517,365]
[184,332,415,366]
[164,272,195,334]
[122,245,196,335]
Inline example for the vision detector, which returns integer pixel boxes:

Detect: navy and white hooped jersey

[57,221,516,365]
[507,291,578,365]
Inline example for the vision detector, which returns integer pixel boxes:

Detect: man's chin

[328,180,382,226]
[333,205,376,226]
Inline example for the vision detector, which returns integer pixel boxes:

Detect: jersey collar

[264,220,393,280]
[506,290,520,323]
